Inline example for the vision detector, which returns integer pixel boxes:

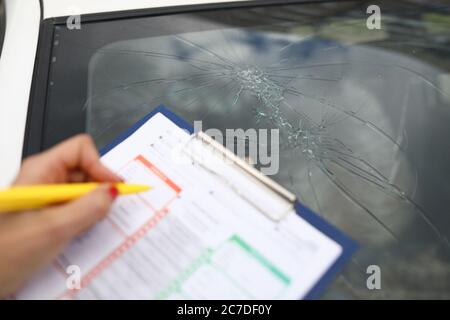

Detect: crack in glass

[83,12,450,298]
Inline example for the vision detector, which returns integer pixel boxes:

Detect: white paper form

[17,112,344,300]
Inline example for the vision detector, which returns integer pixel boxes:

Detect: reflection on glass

[82,3,450,298]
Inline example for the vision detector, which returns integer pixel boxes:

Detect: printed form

[17,112,343,300]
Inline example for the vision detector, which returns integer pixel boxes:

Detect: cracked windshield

[46,1,450,298]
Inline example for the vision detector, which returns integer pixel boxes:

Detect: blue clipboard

[100,104,358,300]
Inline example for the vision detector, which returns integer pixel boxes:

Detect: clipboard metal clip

[181,131,297,222]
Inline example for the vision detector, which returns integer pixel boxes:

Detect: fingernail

[108,185,119,199]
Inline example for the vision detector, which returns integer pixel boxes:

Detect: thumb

[41,185,118,241]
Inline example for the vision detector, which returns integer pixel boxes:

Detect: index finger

[15,134,121,185]
[45,134,121,182]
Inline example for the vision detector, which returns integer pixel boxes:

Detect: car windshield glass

[42,0,450,298]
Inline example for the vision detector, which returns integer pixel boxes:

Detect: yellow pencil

[0,183,151,213]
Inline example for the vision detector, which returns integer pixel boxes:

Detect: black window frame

[0,0,6,57]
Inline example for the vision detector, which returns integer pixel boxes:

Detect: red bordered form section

[57,154,181,299]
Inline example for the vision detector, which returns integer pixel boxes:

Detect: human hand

[0,134,121,297]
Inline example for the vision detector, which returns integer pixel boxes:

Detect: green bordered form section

[155,234,291,299]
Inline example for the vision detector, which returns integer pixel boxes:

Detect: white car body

[0,0,246,187]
